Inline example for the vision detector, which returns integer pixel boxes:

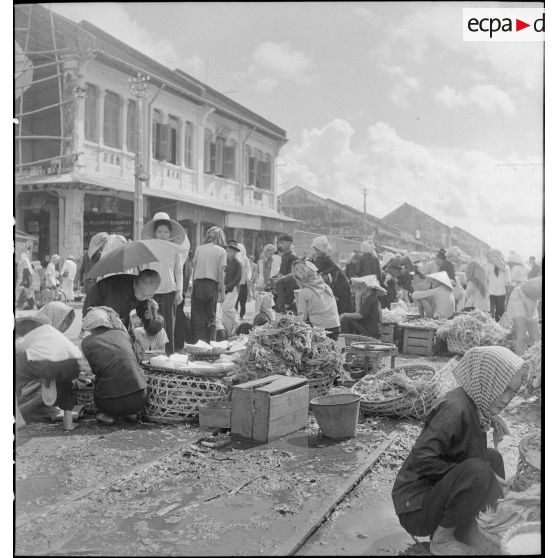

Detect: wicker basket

[446,334,475,355]
[354,364,441,420]
[500,522,541,555]
[144,368,231,424]
[73,385,98,414]
[511,432,541,491]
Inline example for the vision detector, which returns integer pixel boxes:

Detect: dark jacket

[358,253,383,282]
[279,250,297,276]
[224,258,242,293]
[392,387,488,516]
[82,328,147,400]
[438,260,456,282]
[83,274,149,328]
[312,252,353,313]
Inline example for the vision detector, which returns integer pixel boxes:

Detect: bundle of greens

[399,318,441,330]
[232,316,344,384]
[436,311,508,347]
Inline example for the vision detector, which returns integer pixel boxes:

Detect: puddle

[297,497,417,556]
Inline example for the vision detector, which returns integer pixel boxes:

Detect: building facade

[382,203,491,260]
[15,5,295,264]
[278,186,427,253]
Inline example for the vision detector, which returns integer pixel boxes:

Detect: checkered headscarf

[453,346,524,431]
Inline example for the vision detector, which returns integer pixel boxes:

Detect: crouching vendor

[391,346,525,555]
[81,307,147,425]
[340,275,386,339]
[15,316,82,431]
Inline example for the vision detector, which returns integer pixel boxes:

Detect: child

[134,301,168,352]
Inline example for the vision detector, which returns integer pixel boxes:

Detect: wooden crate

[199,401,232,429]
[380,323,396,345]
[402,327,436,357]
[231,375,309,443]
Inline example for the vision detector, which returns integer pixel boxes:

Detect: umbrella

[86,239,186,279]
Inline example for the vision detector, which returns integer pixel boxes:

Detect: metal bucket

[309,394,361,438]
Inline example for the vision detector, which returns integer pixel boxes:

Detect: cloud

[377,64,420,108]
[50,3,206,81]
[352,6,374,19]
[246,41,316,93]
[435,84,516,116]
[279,119,542,257]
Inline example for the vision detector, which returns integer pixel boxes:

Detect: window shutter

[215,137,225,176]
[209,142,216,174]
[160,123,170,161]
[262,157,271,190]
[255,157,263,188]
[152,120,159,159]
[248,156,256,186]
[204,131,211,173]
[223,145,235,180]
[169,126,178,164]
[84,84,98,142]
[184,123,193,168]
[103,92,121,149]
[244,146,250,184]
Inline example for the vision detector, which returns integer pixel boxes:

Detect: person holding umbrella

[141,212,187,355]
[79,233,108,297]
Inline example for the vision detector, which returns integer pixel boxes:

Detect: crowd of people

[15,217,542,431]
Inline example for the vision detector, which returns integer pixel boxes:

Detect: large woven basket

[144,368,231,424]
[353,364,441,420]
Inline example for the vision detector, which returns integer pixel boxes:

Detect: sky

[49,1,544,259]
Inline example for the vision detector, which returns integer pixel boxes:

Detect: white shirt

[61,259,77,281]
[134,327,169,352]
[487,264,511,296]
[45,262,58,288]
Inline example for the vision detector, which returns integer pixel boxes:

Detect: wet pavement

[15,415,408,556]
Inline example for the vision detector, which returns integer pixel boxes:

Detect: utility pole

[362,186,368,241]
[129,73,150,240]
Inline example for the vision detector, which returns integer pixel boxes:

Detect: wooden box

[380,323,396,345]
[231,375,309,443]
[199,401,232,429]
[402,327,436,357]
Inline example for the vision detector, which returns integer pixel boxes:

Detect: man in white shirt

[60,256,77,302]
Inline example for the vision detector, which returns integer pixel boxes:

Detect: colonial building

[15,4,295,263]
[382,203,491,260]
[278,186,428,253]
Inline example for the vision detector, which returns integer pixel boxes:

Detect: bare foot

[96,412,115,425]
[460,521,499,555]
[431,526,480,556]
[64,423,80,432]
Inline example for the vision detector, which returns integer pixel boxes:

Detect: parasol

[86,239,186,279]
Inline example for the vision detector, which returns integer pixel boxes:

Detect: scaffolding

[14,4,96,175]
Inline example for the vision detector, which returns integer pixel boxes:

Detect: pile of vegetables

[436,311,508,347]
[478,484,540,536]
[382,302,419,323]
[353,369,435,402]
[399,318,441,330]
[232,315,344,384]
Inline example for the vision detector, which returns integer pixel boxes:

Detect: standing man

[222,242,242,336]
[190,226,227,343]
[60,255,77,302]
[45,254,60,290]
[277,233,297,277]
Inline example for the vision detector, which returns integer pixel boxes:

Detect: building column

[58,188,85,262]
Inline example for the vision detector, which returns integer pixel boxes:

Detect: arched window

[84,83,98,142]
[103,91,122,148]
[184,121,194,169]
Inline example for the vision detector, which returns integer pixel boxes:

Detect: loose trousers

[222,288,239,336]
[191,279,219,343]
[154,291,176,355]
